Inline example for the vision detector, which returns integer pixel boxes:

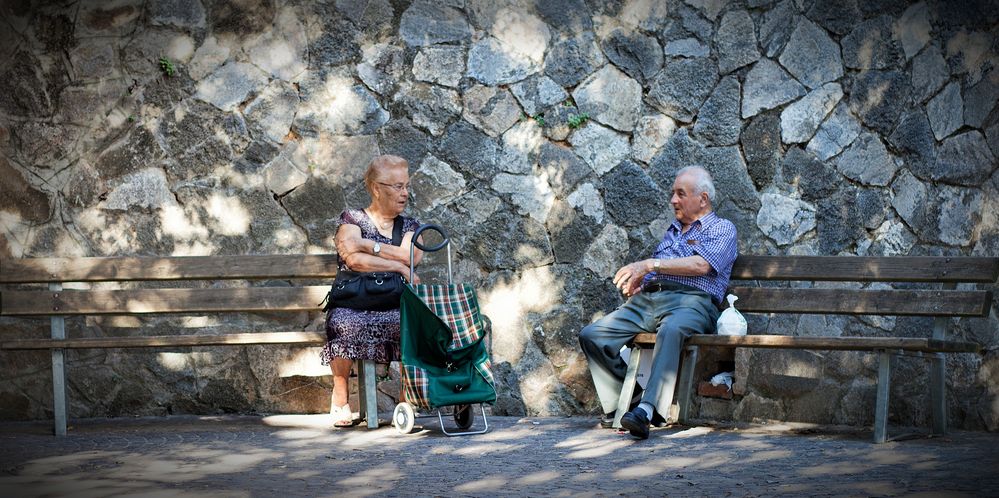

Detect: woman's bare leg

[330,357,353,409]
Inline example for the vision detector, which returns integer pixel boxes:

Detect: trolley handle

[410,224,453,284]
[412,224,449,252]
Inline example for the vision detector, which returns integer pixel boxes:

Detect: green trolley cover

[399,282,496,409]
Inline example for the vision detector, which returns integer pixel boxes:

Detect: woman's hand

[407,271,421,285]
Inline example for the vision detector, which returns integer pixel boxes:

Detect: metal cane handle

[410,224,453,284]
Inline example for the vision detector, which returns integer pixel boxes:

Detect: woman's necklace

[366,209,392,230]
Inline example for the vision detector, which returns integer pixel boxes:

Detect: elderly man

[579,166,738,439]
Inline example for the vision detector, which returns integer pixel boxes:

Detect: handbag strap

[391,216,403,246]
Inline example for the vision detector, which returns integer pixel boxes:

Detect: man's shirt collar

[669,211,717,233]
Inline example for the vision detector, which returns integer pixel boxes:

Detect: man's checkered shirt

[642,211,739,304]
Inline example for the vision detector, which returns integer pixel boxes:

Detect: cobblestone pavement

[1,414,996,497]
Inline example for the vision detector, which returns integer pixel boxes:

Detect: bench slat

[0,255,340,283]
[731,255,999,283]
[2,286,989,317]
[731,287,991,317]
[633,334,982,354]
[3,255,996,284]
[0,332,327,350]
[1,286,331,315]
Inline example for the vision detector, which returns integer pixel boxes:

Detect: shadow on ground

[1,415,996,497]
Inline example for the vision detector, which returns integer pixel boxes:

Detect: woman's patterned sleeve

[404,216,421,234]
[334,209,358,238]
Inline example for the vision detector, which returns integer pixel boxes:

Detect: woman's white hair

[676,165,716,203]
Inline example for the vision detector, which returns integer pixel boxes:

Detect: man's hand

[613,261,651,297]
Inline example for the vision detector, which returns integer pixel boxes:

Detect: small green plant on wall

[532,114,545,127]
[567,112,590,129]
[158,57,175,77]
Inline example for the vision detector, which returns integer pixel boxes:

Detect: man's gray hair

[676,166,716,203]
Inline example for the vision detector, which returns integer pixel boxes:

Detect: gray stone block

[715,9,760,74]
[841,16,903,70]
[433,121,500,181]
[927,82,964,140]
[742,58,805,119]
[806,102,862,161]
[534,0,593,33]
[377,119,429,169]
[648,57,719,122]
[244,81,299,144]
[937,186,983,246]
[572,65,642,132]
[462,85,522,137]
[568,123,630,176]
[835,132,896,186]
[911,45,950,104]
[464,210,553,271]
[896,2,932,60]
[781,82,843,144]
[412,45,465,88]
[758,0,796,58]
[963,76,999,129]
[307,17,361,71]
[849,70,911,135]
[540,141,592,198]
[694,75,741,146]
[399,2,472,47]
[511,75,568,117]
[393,82,462,137]
[467,37,540,86]
[603,160,668,228]
[887,109,937,181]
[743,111,782,189]
[935,131,996,186]
[357,43,405,96]
[805,0,861,35]
[663,38,710,58]
[891,169,931,236]
[632,114,677,164]
[0,158,51,223]
[599,27,663,84]
[778,18,843,89]
[543,32,605,88]
[757,192,816,246]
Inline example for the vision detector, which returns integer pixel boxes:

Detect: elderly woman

[322,154,423,427]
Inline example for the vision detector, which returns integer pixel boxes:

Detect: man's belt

[641,280,701,294]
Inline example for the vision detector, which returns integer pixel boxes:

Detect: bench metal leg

[873,350,892,444]
[930,312,951,436]
[929,352,947,435]
[677,345,699,425]
[50,283,67,437]
[357,360,378,429]
[612,345,643,429]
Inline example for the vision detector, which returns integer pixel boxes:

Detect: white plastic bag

[716,294,747,336]
[710,371,734,391]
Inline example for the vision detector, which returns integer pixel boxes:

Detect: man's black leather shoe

[599,385,643,429]
[620,407,651,440]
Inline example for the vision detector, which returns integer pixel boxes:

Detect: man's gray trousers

[579,282,719,417]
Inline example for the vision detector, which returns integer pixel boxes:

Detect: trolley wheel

[393,402,416,434]
[453,404,474,430]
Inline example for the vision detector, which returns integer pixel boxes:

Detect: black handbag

[322,216,406,312]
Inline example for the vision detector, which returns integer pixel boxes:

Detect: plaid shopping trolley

[394,224,496,436]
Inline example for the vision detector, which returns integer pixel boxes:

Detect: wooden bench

[0,255,389,435]
[614,256,995,443]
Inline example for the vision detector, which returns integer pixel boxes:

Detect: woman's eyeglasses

[377,182,410,192]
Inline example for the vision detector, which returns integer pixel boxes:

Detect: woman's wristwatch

[372,242,381,255]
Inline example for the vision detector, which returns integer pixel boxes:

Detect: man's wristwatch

[652,259,661,272]
[372,242,381,255]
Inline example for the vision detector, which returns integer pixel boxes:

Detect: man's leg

[644,307,716,419]
[578,295,656,415]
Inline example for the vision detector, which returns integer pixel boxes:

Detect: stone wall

[1,0,997,430]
